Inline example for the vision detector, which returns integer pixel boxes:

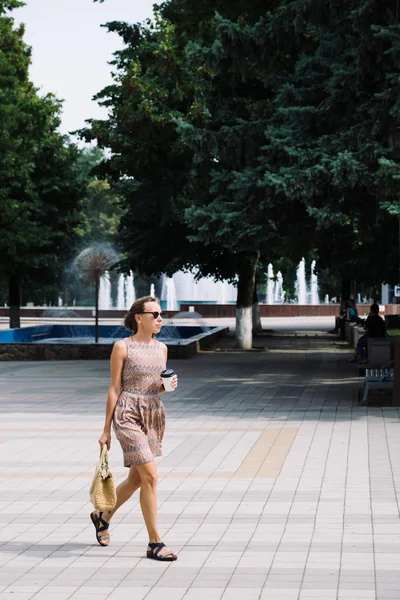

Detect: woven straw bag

[89,445,117,512]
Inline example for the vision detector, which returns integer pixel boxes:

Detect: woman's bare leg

[93,465,141,544]
[136,461,177,558]
[135,461,160,541]
[106,464,141,519]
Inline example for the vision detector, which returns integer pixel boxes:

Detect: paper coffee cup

[161,369,176,392]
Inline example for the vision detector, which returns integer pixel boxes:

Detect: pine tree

[81,13,241,292]
[86,1,313,348]
[259,0,400,286]
[167,1,316,346]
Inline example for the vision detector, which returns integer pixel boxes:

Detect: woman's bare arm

[99,340,127,448]
[159,342,178,393]
[157,342,168,394]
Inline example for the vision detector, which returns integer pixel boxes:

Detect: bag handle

[99,444,109,479]
[100,444,108,459]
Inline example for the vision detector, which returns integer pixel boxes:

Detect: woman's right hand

[98,431,111,450]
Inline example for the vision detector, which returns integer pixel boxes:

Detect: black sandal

[147,542,177,561]
[90,511,110,547]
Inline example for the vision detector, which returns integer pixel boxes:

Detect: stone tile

[144,588,188,599]
[185,589,224,599]
[222,589,262,600]
[107,590,149,600]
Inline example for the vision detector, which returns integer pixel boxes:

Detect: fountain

[266,264,274,305]
[171,270,236,304]
[150,283,155,297]
[266,259,323,305]
[162,277,178,311]
[215,280,235,305]
[325,294,329,304]
[99,272,112,310]
[126,271,135,309]
[295,258,307,304]
[310,260,319,305]
[273,271,285,304]
[117,274,126,310]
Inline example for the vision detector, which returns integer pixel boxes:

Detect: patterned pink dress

[113,338,166,467]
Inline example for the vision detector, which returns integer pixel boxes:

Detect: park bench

[367,338,391,367]
[359,363,394,406]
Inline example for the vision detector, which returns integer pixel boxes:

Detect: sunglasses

[139,311,165,319]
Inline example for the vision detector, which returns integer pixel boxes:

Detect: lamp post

[388,127,400,298]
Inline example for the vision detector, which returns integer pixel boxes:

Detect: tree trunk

[341,279,351,303]
[252,282,262,334]
[95,275,99,343]
[9,274,21,329]
[236,252,259,349]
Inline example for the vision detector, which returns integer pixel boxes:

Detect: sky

[15,0,162,135]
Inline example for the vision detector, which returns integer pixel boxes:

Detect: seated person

[336,299,362,337]
[349,304,386,363]
[348,298,365,325]
[335,300,348,337]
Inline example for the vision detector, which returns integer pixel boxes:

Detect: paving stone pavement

[0,334,400,600]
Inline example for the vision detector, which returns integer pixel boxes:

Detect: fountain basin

[0,324,228,360]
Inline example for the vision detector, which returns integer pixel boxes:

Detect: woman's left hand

[171,374,178,390]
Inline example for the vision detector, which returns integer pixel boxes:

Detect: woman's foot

[147,542,177,561]
[90,511,111,546]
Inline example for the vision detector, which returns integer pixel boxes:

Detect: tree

[171,0,400,302]
[81,12,243,291]
[0,2,87,327]
[84,1,315,348]
[75,148,122,248]
[258,0,400,290]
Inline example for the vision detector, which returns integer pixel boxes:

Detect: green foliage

[74,148,122,247]
[0,3,88,314]
[0,1,24,11]
[84,0,312,291]
[87,0,400,302]
[257,0,400,284]
[80,10,239,280]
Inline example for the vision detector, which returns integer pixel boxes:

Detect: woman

[356,303,387,364]
[348,303,386,364]
[91,295,178,561]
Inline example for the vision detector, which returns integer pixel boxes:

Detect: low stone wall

[0,343,112,361]
[0,341,196,361]
[180,304,400,318]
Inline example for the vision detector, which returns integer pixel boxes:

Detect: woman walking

[91,295,178,561]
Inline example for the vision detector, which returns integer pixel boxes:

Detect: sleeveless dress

[113,338,166,467]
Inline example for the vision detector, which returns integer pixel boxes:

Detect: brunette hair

[124,295,159,333]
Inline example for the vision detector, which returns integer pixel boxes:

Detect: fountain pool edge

[0,326,229,361]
